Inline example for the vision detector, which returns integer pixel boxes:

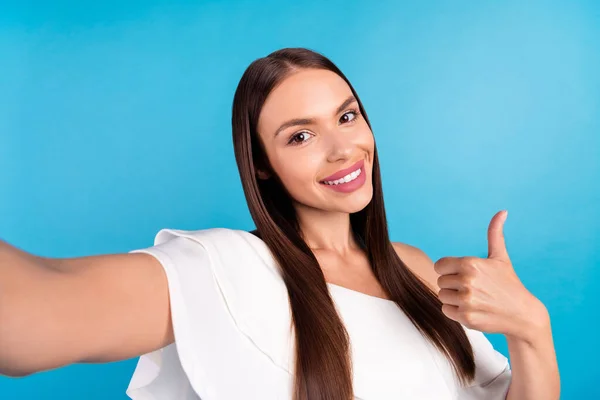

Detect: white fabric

[125,228,511,400]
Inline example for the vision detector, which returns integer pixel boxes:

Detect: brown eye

[293,133,307,143]
[287,131,312,146]
[340,110,359,124]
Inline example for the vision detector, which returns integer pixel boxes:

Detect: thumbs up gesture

[434,210,549,342]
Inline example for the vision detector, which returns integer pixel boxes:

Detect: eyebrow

[273,95,358,138]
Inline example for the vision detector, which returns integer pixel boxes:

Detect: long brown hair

[231,47,475,400]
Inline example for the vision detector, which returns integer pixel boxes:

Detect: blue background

[1,0,598,398]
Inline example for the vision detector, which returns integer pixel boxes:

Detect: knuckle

[461,258,478,274]
[462,256,477,266]
[460,291,474,306]
[461,274,476,287]
[461,310,477,326]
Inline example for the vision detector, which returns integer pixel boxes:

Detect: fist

[433,210,547,339]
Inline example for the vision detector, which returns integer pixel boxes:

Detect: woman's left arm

[504,303,560,400]
[432,210,560,400]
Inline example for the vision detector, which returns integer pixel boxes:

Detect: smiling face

[256,68,375,214]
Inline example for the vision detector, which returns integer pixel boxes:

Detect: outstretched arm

[0,239,174,377]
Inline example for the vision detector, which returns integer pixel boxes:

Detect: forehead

[258,68,353,134]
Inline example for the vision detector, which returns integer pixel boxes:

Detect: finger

[433,256,462,276]
[437,274,466,291]
[438,288,462,306]
[487,210,509,261]
[441,303,461,323]
[441,305,482,329]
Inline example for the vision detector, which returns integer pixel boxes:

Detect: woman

[0,48,559,399]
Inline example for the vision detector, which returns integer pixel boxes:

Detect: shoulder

[152,227,238,243]
[391,242,440,293]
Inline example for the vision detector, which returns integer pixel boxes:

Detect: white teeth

[323,168,362,185]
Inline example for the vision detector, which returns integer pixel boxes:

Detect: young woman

[0,48,559,399]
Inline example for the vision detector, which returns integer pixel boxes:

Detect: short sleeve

[123,228,294,400]
[125,235,208,400]
[456,328,512,399]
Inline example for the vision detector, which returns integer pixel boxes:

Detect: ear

[254,155,273,180]
[256,169,271,180]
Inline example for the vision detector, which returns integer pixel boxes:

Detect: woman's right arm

[0,239,174,377]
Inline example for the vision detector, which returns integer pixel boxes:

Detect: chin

[330,184,374,214]
[349,191,374,213]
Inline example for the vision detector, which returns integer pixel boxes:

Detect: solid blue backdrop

[1,0,598,398]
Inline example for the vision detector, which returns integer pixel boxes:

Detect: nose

[325,130,354,163]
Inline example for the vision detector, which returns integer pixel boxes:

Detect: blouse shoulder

[148,227,289,306]
[126,227,295,399]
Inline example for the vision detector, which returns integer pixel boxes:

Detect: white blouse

[125,228,511,399]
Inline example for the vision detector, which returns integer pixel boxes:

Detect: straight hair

[231,47,475,400]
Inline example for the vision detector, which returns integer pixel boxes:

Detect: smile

[322,168,362,185]
[319,159,367,193]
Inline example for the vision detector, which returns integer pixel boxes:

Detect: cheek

[356,127,375,155]
[275,152,320,189]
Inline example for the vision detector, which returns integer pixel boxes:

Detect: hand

[434,210,549,342]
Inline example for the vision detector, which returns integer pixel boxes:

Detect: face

[256,68,375,214]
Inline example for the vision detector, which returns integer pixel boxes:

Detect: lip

[320,159,365,182]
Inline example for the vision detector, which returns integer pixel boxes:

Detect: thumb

[487,210,509,260]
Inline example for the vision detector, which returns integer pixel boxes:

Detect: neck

[295,205,359,255]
